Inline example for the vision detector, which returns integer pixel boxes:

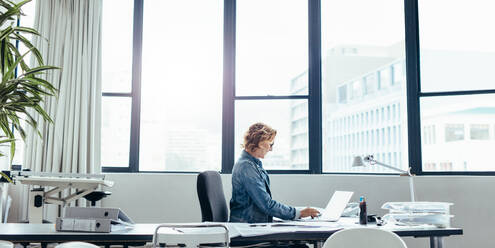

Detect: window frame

[101,0,495,176]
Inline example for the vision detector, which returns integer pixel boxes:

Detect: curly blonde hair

[242,123,277,153]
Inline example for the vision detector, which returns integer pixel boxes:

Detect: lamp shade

[352,156,365,167]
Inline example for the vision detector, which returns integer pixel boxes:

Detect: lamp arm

[375,161,416,201]
[373,161,409,174]
[409,175,416,202]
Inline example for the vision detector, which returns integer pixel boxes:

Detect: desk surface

[0,220,463,244]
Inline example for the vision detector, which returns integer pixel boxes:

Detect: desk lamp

[352,155,415,202]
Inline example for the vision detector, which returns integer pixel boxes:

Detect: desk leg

[430,236,444,248]
[314,241,324,248]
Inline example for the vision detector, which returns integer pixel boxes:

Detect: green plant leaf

[0,26,13,41]
[12,26,39,36]
[2,48,31,83]
[0,0,56,161]
[6,42,29,71]
[23,65,59,76]
[11,31,44,65]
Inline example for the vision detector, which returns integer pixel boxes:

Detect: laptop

[300,191,354,222]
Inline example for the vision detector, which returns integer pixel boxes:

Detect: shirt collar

[241,150,262,167]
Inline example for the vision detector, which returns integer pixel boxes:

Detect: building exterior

[421,107,495,171]
[290,72,309,169]
[322,52,408,173]
[290,42,495,172]
[290,43,408,172]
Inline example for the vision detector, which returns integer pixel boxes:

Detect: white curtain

[17,0,102,222]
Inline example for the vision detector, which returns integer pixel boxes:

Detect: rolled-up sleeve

[241,163,296,220]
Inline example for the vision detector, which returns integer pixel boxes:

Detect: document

[225,222,342,238]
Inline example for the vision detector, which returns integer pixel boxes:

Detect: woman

[230,122,319,223]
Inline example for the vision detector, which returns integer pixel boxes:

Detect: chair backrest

[197,171,228,222]
[55,242,99,248]
[323,228,408,248]
[152,224,229,248]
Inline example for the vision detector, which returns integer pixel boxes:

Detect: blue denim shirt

[229,150,297,223]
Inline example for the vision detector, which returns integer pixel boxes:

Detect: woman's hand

[300,207,320,218]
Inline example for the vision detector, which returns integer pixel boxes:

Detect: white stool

[55,241,99,248]
[323,227,408,248]
[152,224,229,248]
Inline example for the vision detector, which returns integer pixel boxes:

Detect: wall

[10,173,490,247]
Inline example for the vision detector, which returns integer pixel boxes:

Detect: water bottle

[359,196,367,225]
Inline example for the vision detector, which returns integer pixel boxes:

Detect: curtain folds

[17,0,102,222]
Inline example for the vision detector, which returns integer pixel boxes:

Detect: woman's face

[256,137,275,159]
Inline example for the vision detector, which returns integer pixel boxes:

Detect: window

[470,124,490,140]
[338,85,348,103]
[392,104,396,121]
[12,0,37,166]
[440,162,453,171]
[139,0,223,172]
[101,0,134,168]
[445,124,464,142]
[236,0,307,96]
[102,0,223,172]
[387,106,390,121]
[393,126,397,145]
[98,0,494,175]
[422,125,436,145]
[424,163,436,171]
[381,108,385,122]
[101,98,132,166]
[233,0,309,171]
[419,76,495,173]
[392,62,404,85]
[235,100,308,170]
[418,0,495,93]
[321,0,407,174]
[417,0,495,173]
[379,67,392,89]
[364,73,377,95]
[351,80,363,99]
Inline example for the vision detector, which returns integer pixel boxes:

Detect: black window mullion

[404,0,422,175]
[267,170,312,174]
[128,0,144,173]
[235,95,308,100]
[222,0,236,173]
[102,92,132,97]
[420,89,495,97]
[102,167,132,173]
[308,0,322,174]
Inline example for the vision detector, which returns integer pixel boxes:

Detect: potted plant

[0,0,57,163]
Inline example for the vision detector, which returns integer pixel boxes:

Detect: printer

[56,207,134,233]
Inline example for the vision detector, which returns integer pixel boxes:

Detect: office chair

[55,242,99,248]
[152,224,229,248]
[323,228,408,248]
[197,171,228,222]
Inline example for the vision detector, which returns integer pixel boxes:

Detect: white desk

[0,219,462,248]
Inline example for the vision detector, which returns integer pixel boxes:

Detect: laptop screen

[322,191,354,220]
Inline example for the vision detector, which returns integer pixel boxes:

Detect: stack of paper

[381,202,453,228]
